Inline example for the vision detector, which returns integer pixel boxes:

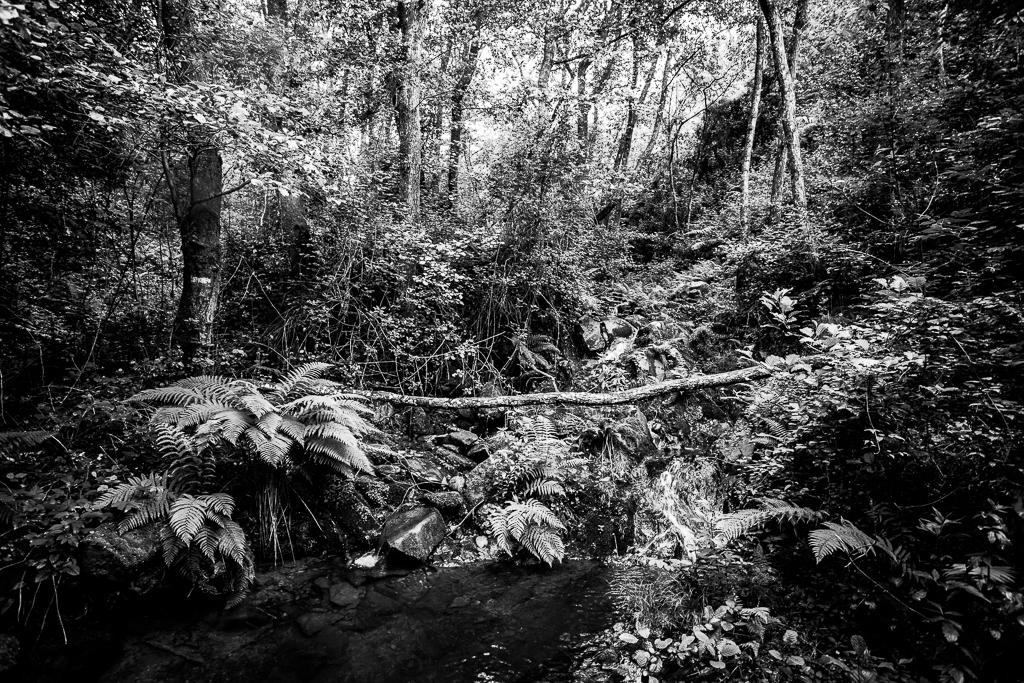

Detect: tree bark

[362,365,770,408]
[449,29,481,203]
[614,49,658,172]
[576,57,590,145]
[392,0,426,218]
[161,0,224,364]
[740,19,765,237]
[175,147,223,361]
[765,0,809,219]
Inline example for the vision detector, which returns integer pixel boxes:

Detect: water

[16,559,619,683]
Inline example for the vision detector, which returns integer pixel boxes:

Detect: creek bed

[15,559,621,683]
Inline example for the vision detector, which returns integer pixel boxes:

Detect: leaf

[619,633,638,644]
[942,621,959,642]
[783,629,799,644]
[786,655,805,666]
[718,639,741,658]
[768,649,782,660]
[709,660,726,669]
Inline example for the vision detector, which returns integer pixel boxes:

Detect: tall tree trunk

[449,29,481,204]
[576,58,590,145]
[740,19,765,238]
[614,49,657,171]
[162,0,224,363]
[768,0,809,220]
[759,0,807,216]
[266,0,309,278]
[175,147,223,360]
[392,0,426,218]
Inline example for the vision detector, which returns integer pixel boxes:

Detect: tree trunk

[449,29,481,203]
[614,49,657,172]
[392,0,425,218]
[576,58,590,145]
[175,147,223,361]
[759,0,807,216]
[361,365,770,408]
[768,0,809,218]
[740,19,765,237]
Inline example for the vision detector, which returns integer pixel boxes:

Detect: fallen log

[360,365,770,409]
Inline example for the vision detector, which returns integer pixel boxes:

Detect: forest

[0,0,1022,681]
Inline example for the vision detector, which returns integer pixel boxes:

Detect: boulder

[577,316,606,352]
[404,456,445,484]
[409,407,434,436]
[434,446,477,471]
[461,456,502,508]
[613,409,658,461]
[465,440,490,463]
[79,523,161,583]
[381,507,446,561]
[602,317,635,339]
[323,478,381,544]
[444,430,480,451]
[0,634,18,675]
[421,491,464,510]
[328,582,363,608]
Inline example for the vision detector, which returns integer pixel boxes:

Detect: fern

[97,480,254,600]
[480,498,567,565]
[131,369,379,477]
[808,519,910,575]
[715,498,822,543]
[0,430,54,455]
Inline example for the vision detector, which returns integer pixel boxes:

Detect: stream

[15,559,621,683]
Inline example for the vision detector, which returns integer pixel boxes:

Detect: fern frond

[521,479,565,498]
[715,499,821,543]
[809,520,877,562]
[271,362,334,400]
[519,525,565,565]
[509,499,565,532]
[169,494,208,545]
[304,438,374,474]
[131,386,206,407]
[0,430,54,454]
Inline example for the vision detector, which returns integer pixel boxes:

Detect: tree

[161,0,225,362]
[758,0,807,215]
[767,0,809,221]
[390,0,428,218]
[740,18,765,237]
[448,8,482,203]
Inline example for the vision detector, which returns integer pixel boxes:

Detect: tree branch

[360,366,771,409]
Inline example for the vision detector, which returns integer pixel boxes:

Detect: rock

[328,582,362,608]
[404,456,445,483]
[381,507,446,561]
[79,523,160,583]
[577,316,606,352]
[461,456,502,508]
[323,478,381,543]
[448,596,471,609]
[422,491,464,510]
[296,612,340,636]
[601,317,635,339]
[445,430,480,451]
[465,440,490,463]
[613,409,658,460]
[0,634,18,674]
[434,446,477,471]
[409,407,433,436]
[313,576,332,591]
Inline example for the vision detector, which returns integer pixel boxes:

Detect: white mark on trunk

[193,277,212,285]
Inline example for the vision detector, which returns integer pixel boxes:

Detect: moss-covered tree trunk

[760,0,808,216]
[392,0,426,218]
[175,147,223,360]
[740,19,765,237]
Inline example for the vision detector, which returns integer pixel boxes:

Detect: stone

[404,456,445,484]
[448,596,470,609]
[445,430,480,451]
[465,440,490,463]
[79,523,160,583]
[422,491,464,510]
[410,407,433,436]
[0,634,18,675]
[381,507,447,561]
[323,478,381,544]
[313,576,332,591]
[461,456,502,508]
[601,317,635,339]
[328,582,362,608]
[434,447,477,471]
[297,612,340,636]
[613,409,658,460]
[577,316,606,352]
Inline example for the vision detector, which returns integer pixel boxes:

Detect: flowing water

[16,559,620,683]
